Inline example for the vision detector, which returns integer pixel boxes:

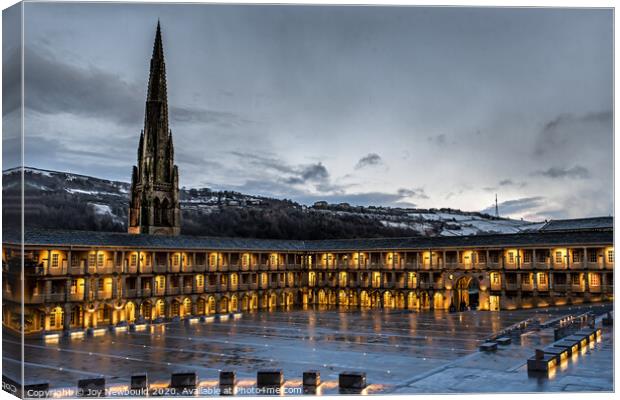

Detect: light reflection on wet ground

[2,303,612,394]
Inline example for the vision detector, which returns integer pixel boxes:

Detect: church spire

[128,22,181,236]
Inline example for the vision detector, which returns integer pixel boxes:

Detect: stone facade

[1,229,614,335]
[128,22,181,236]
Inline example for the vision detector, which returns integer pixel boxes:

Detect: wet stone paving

[2,303,613,396]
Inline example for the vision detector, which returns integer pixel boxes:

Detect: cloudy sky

[2,4,613,221]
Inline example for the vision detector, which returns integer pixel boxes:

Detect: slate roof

[539,217,613,232]
[3,227,613,252]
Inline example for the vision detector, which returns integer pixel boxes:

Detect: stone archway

[455,276,480,311]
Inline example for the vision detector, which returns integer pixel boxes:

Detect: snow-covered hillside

[3,167,539,238]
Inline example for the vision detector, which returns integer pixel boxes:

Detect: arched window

[153,198,161,225]
[161,198,170,225]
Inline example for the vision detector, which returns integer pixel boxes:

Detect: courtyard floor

[2,303,614,396]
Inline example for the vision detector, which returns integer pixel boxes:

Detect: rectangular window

[51,254,59,268]
[210,254,217,266]
[590,274,600,286]
[508,252,515,264]
[71,280,77,294]
[196,275,203,286]
[538,273,547,285]
[173,254,180,266]
[231,274,238,285]
[492,273,499,284]
[88,254,96,267]
[130,254,137,267]
[478,253,486,263]
[571,274,580,285]
[490,253,499,263]
[573,251,582,263]
[97,253,104,267]
[97,279,104,291]
[607,251,614,263]
[589,252,597,263]
[522,274,530,284]
[71,256,79,267]
[523,252,531,263]
[555,252,563,264]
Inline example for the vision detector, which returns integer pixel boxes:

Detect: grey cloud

[498,179,527,188]
[230,152,336,190]
[23,45,249,128]
[355,153,382,169]
[481,196,544,216]
[534,110,612,156]
[533,165,590,179]
[427,134,447,145]
[397,187,429,199]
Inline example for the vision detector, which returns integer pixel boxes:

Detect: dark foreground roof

[540,217,613,232]
[3,228,613,252]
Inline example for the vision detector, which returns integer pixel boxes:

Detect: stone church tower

[128,22,181,236]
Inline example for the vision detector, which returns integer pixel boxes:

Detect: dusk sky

[2,4,613,221]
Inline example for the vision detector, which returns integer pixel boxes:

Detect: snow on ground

[65,188,123,196]
[90,203,113,216]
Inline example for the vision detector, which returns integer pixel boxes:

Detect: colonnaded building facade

[1,24,614,335]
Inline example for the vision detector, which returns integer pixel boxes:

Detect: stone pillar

[45,280,52,298]
[67,251,72,274]
[63,304,71,331]
[65,279,71,302]
[136,276,142,297]
[84,277,90,301]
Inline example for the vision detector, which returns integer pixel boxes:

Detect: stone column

[67,251,72,274]
[65,279,71,302]
[63,304,71,331]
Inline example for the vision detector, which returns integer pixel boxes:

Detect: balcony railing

[46,293,66,302]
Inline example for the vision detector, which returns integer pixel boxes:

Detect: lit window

[210,254,217,266]
[522,274,530,284]
[242,254,249,267]
[523,252,531,263]
[173,255,180,266]
[571,274,580,285]
[572,251,582,263]
[130,254,137,267]
[97,254,104,267]
[71,280,77,294]
[555,252,563,264]
[508,252,515,264]
[158,277,165,289]
[492,273,499,284]
[607,251,614,263]
[196,275,203,286]
[538,273,547,285]
[231,274,238,285]
[51,254,59,268]
[97,279,104,291]
[590,273,600,286]
[88,254,96,267]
